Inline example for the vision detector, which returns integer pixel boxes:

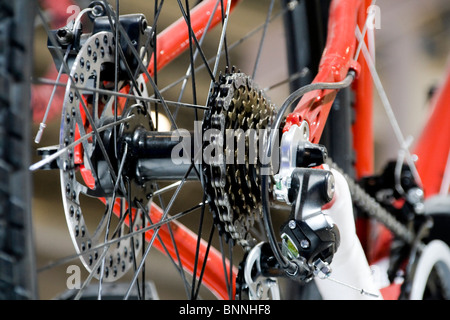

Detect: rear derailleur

[236,124,340,299]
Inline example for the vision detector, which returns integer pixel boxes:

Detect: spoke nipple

[34,123,47,144]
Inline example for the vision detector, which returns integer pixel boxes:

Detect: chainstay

[327,159,415,245]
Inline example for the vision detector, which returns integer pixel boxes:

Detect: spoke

[190,192,207,299]
[193,223,215,299]
[218,233,231,299]
[109,0,166,124]
[152,182,191,298]
[141,208,146,300]
[219,0,230,69]
[176,0,215,82]
[126,179,143,300]
[252,0,275,80]
[91,204,111,242]
[97,143,128,299]
[73,245,110,300]
[149,0,165,130]
[38,203,207,299]
[38,202,207,293]
[153,1,160,130]
[29,115,133,172]
[182,0,199,122]
[228,238,234,300]
[136,199,192,298]
[34,49,70,144]
[207,0,232,103]
[263,68,310,92]
[102,3,178,131]
[35,7,94,143]
[33,77,208,111]
[113,0,120,159]
[173,0,220,121]
[123,164,195,299]
[153,181,183,197]
[157,8,286,98]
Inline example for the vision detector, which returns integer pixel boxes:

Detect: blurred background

[30,0,450,299]
[374,0,450,171]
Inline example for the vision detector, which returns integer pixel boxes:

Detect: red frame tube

[353,0,375,179]
[413,68,450,198]
[283,0,363,143]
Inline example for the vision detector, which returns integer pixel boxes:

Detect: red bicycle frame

[35,0,450,300]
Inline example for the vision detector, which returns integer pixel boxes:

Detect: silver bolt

[300,239,310,249]
[256,282,264,298]
[313,259,332,279]
[287,1,298,11]
[302,125,309,139]
[92,5,105,17]
[406,187,424,204]
[326,173,335,201]
[288,220,296,230]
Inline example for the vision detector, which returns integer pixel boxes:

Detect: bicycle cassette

[202,68,276,249]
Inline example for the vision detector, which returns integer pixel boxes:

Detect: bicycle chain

[203,69,276,249]
[327,159,416,245]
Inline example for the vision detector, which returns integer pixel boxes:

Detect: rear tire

[0,0,38,299]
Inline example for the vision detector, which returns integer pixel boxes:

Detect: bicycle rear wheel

[26,0,306,300]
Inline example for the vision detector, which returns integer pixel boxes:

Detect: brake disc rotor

[59,31,148,281]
